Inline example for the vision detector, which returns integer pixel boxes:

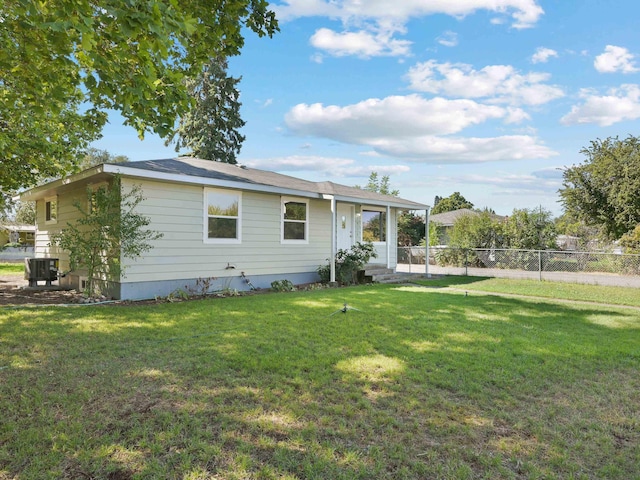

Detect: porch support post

[323,194,337,284]
[386,205,391,269]
[425,207,431,278]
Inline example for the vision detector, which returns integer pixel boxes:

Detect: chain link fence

[397,246,640,287]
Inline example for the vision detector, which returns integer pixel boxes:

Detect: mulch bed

[0,273,84,306]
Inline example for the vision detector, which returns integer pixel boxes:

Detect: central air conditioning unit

[24,258,59,287]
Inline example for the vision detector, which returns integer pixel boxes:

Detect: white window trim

[281,196,309,244]
[44,196,58,225]
[361,206,386,244]
[203,188,242,244]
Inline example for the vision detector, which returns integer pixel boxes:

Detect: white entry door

[336,204,355,251]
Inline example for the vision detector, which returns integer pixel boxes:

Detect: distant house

[430,208,505,245]
[556,235,580,251]
[0,223,35,247]
[20,158,428,299]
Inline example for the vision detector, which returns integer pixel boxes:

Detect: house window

[45,197,58,224]
[282,197,308,242]
[21,232,35,247]
[362,209,386,242]
[204,189,241,243]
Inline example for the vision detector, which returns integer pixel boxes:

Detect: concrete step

[363,264,393,276]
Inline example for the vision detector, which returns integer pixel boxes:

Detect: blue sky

[92,0,640,216]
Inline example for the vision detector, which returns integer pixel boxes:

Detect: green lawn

[0,262,23,274]
[1,283,639,479]
[417,275,640,307]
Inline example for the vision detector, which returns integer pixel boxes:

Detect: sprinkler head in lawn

[329,303,363,316]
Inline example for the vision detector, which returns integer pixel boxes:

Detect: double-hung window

[204,188,241,243]
[362,209,386,242]
[282,197,308,243]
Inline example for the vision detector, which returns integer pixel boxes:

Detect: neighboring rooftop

[430,208,505,226]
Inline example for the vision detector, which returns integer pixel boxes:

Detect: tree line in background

[366,138,640,254]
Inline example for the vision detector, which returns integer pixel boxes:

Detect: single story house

[20,157,429,299]
[0,223,36,247]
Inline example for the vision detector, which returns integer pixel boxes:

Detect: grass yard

[0,262,23,274]
[416,275,640,307]
[1,282,639,479]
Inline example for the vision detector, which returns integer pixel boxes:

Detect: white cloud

[275,1,543,59]
[370,135,556,163]
[273,0,544,29]
[310,27,412,58]
[406,60,564,106]
[594,45,639,73]
[244,155,410,177]
[531,47,558,64]
[561,84,640,126]
[431,169,562,194]
[284,95,555,163]
[285,95,520,142]
[437,31,458,47]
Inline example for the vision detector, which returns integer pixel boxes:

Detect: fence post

[465,249,468,276]
[538,250,542,281]
[408,247,412,273]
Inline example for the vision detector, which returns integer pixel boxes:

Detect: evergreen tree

[356,172,400,196]
[168,57,246,163]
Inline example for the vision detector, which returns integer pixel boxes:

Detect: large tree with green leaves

[502,208,557,250]
[448,211,502,249]
[168,57,246,163]
[79,148,130,170]
[431,192,474,215]
[1,0,278,193]
[560,136,640,240]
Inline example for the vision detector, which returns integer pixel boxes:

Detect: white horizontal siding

[34,185,90,271]
[121,178,332,283]
[32,177,402,285]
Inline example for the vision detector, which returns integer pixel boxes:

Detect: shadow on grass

[1,285,639,479]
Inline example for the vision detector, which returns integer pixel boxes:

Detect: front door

[336,204,355,251]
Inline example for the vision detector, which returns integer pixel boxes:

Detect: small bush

[318,242,377,285]
[271,279,296,292]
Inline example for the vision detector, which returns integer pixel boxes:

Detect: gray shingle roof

[117,157,428,209]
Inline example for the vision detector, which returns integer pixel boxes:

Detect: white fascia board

[19,165,105,201]
[331,194,429,210]
[104,164,324,200]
